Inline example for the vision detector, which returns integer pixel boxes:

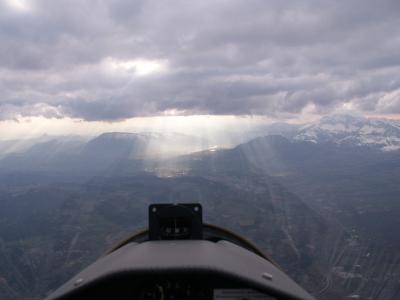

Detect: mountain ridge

[294,114,400,151]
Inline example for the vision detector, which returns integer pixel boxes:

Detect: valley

[0,115,400,299]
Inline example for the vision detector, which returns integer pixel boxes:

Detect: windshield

[0,1,400,299]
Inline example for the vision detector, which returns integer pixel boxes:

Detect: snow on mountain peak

[294,114,400,151]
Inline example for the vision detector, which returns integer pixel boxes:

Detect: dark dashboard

[65,273,275,300]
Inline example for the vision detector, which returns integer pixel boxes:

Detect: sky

[1,0,400,138]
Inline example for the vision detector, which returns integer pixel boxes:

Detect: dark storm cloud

[1,0,400,121]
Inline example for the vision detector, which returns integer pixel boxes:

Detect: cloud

[0,0,400,121]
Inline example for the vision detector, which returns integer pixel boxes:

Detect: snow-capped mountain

[294,114,400,151]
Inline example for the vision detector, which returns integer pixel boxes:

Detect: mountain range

[1,114,399,165]
[295,114,400,151]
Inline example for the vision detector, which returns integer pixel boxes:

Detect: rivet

[262,272,273,280]
[74,278,84,286]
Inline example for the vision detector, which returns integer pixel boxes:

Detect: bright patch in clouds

[6,0,32,12]
[105,58,168,76]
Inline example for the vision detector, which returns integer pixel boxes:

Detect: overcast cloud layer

[0,0,400,121]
